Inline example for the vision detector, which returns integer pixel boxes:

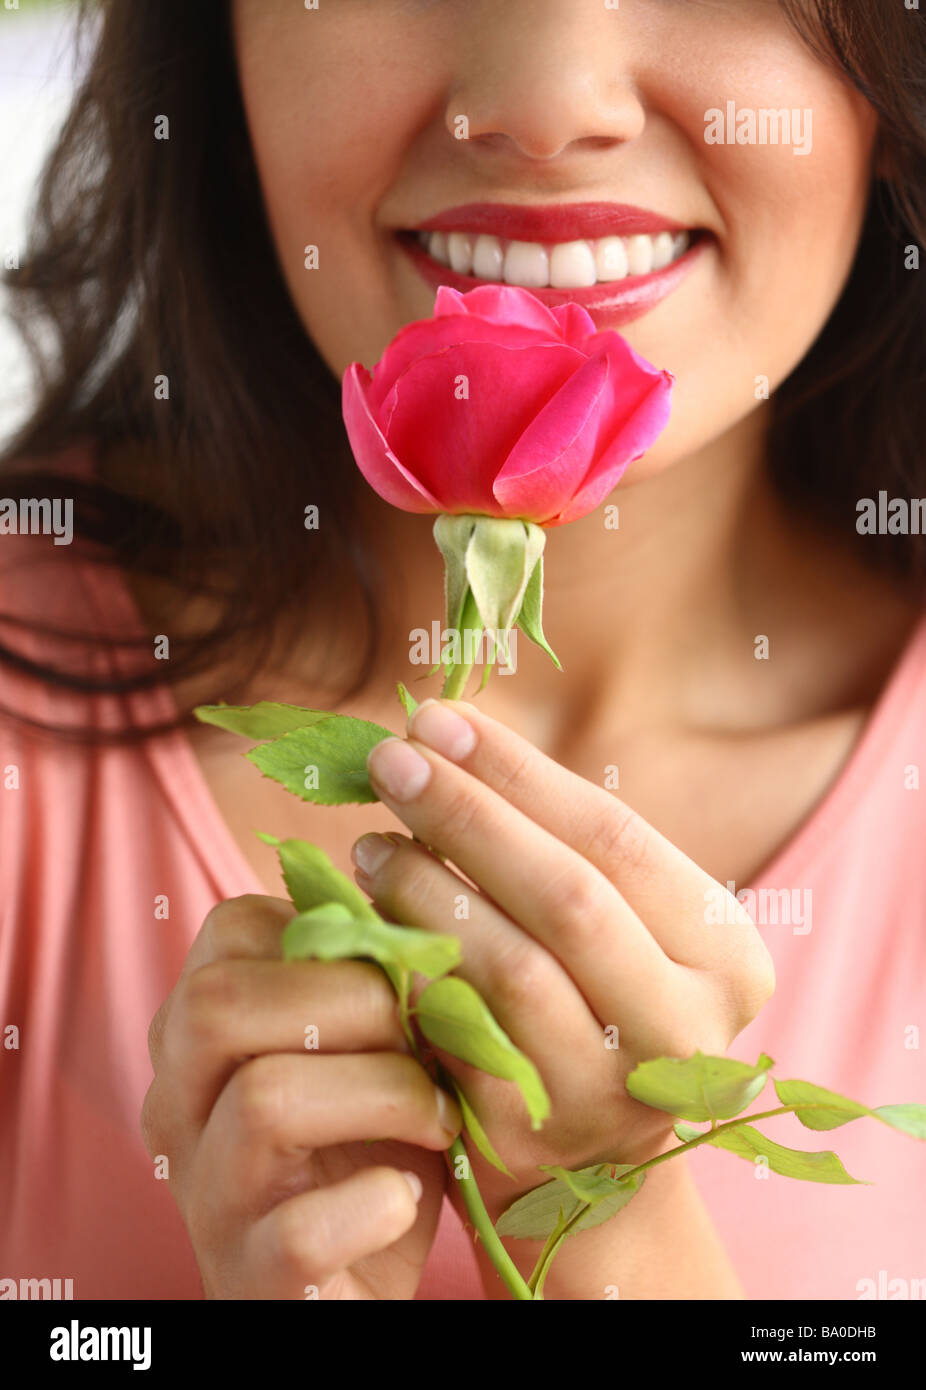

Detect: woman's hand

[353,698,776,1224]
[141,896,463,1300]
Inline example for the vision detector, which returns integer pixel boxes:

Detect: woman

[1,0,924,1300]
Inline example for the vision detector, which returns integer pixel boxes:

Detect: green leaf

[396,682,419,717]
[871,1104,926,1140]
[282,902,462,978]
[453,1083,514,1178]
[773,1078,872,1131]
[516,556,562,670]
[247,715,394,805]
[260,834,380,919]
[674,1121,867,1184]
[411,976,551,1130]
[773,1081,926,1141]
[194,701,334,739]
[626,1051,774,1123]
[496,1164,644,1240]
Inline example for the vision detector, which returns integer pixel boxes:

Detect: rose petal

[547,301,598,350]
[493,352,610,522]
[550,364,674,525]
[379,342,584,515]
[436,283,565,338]
[366,314,559,415]
[341,364,443,512]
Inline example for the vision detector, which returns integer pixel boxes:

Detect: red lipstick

[397,202,709,330]
[413,201,690,242]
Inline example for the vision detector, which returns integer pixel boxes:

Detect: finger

[196,1051,461,1221]
[406,698,758,971]
[365,734,669,1025]
[154,956,412,1127]
[352,832,603,1080]
[148,897,295,1072]
[181,894,296,977]
[240,1167,424,1298]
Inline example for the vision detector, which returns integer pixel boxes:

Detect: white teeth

[472,233,504,280]
[419,227,694,288]
[429,230,450,266]
[625,235,654,276]
[447,231,474,275]
[651,231,675,270]
[503,240,550,288]
[549,240,598,289]
[594,236,629,282]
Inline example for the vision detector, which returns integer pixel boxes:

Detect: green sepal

[396,682,419,717]
[516,556,562,670]
[464,518,544,669]
[433,514,478,634]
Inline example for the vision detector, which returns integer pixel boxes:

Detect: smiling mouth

[395,214,709,325]
[404,226,695,289]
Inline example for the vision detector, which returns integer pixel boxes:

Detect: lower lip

[397,231,709,329]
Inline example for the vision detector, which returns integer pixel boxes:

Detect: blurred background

[0,0,87,450]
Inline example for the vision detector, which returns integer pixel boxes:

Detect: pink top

[1,454,925,1300]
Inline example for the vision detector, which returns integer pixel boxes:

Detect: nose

[444,0,645,163]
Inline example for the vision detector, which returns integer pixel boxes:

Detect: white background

[0,1,85,449]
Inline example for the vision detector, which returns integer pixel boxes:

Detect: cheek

[233,11,431,371]
[621,46,877,481]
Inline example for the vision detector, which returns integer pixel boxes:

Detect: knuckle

[273,1202,324,1278]
[178,960,245,1051]
[200,894,281,957]
[438,783,482,843]
[227,1055,289,1142]
[489,745,534,803]
[483,940,551,1014]
[585,803,653,882]
[538,864,614,949]
[735,942,777,1026]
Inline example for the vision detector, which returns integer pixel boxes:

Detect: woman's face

[231,0,877,482]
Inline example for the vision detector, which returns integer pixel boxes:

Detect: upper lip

[409,201,691,242]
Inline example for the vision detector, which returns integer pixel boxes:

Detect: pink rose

[342,284,673,527]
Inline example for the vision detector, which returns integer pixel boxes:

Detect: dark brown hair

[1,0,925,737]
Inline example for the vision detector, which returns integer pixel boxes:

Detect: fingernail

[367,737,431,801]
[436,1087,461,1140]
[400,1170,423,1203]
[350,832,396,878]
[408,699,477,761]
